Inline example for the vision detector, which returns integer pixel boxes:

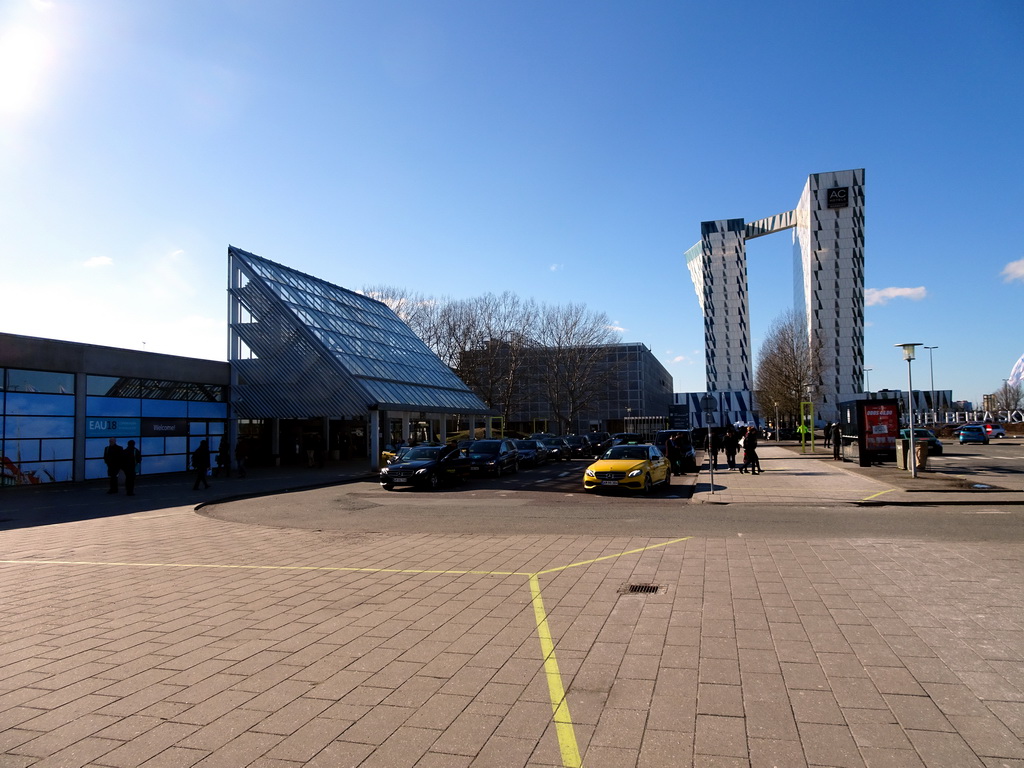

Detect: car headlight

[585,468,596,477]
[415,468,428,475]
[628,468,642,478]
[380,467,390,475]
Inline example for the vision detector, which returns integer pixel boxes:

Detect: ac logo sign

[827,187,849,209]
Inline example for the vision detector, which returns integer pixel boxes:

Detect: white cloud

[549,263,563,272]
[83,256,113,268]
[865,286,927,306]
[1001,258,1024,283]
[607,324,626,332]
[672,355,689,363]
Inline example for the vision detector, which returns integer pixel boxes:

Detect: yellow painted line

[529,574,582,768]
[0,560,530,576]
[4,536,700,768]
[860,489,896,501]
[534,536,692,576]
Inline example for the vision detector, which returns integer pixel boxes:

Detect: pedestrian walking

[121,439,140,496]
[666,435,682,476]
[724,428,738,470]
[214,438,230,478]
[741,427,761,474]
[191,439,211,490]
[831,422,842,461]
[823,422,832,448]
[103,438,123,494]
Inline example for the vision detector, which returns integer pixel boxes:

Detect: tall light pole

[896,343,922,478]
[924,345,938,418]
[864,367,873,394]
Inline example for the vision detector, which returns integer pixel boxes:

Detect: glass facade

[229,246,489,418]
[1,367,227,486]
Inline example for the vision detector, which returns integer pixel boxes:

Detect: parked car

[584,432,612,453]
[540,437,572,462]
[951,424,979,438]
[464,439,519,476]
[513,439,549,467]
[562,435,595,458]
[653,429,697,472]
[984,423,1007,439]
[957,425,990,445]
[900,428,943,455]
[379,445,468,490]
[584,443,672,494]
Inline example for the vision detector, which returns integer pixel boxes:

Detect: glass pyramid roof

[228,246,489,417]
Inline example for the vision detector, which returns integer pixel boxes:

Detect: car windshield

[405,447,440,460]
[542,439,563,447]
[514,441,535,450]
[564,437,583,445]
[604,446,649,461]
[470,441,500,454]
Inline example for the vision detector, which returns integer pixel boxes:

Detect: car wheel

[495,464,502,478]
[513,460,519,474]
[663,471,671,489]
[381,482,394,491]
[642,474,652,495]
[428,473,440,490]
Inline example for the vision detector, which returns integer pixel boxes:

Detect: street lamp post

[924,345,938,420]
[864,367,873,394]
[896,343,922,478]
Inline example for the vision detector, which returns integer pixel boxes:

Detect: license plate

[601,480,618,486]
[470,466,481,471]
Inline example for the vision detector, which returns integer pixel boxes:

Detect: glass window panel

[17,460,73,483]
[87,397,141,417]
[208,422,225,435]
[86,375,121,396]
[4,392,75,416]
[165,436,187,454]
[141,437,165,456]
[4,416,74,439]
[188,402,228,418]
[189,422,207,435]
[41,439,74,461]
[143,454,187,474]
[6,369,74,394]
[3,439,39,462]
[142,400,189,417]
[85,458,107,480]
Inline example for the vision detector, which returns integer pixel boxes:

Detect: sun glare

[0,22,54,114]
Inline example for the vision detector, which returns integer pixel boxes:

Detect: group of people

[663,433,691,476]
[706,426,763,475]
[102,437,250,495]
[102,437,142,495]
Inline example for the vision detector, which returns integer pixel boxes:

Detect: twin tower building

[685,168,865,423]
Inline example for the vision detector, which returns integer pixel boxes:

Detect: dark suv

[464,439,519,476]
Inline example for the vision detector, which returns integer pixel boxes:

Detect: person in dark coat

[103,438,123,494]
[723,428,739,470]
[191,439,211,490]
[121,439,141,496]
[831,422,842,461]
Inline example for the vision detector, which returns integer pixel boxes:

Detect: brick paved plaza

[2,451,1024,767]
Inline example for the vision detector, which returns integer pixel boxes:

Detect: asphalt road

[925,438,1024,490]
[202,459,1024,542]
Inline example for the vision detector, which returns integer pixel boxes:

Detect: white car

[984,423,1007,439]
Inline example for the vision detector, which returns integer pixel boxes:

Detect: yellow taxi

[583,443,672,494]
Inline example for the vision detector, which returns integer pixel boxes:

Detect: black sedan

[465,439,519,476]
[541,437,573,462]
[379,445,468,490]
[513,439,549,467]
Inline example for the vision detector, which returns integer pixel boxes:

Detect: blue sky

[2,0,1022,407]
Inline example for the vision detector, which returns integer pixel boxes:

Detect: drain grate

[621,583,661,595]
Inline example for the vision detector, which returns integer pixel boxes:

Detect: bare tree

[992,380,1023,411]
[534,302,621,433]
[753,309,827,426]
